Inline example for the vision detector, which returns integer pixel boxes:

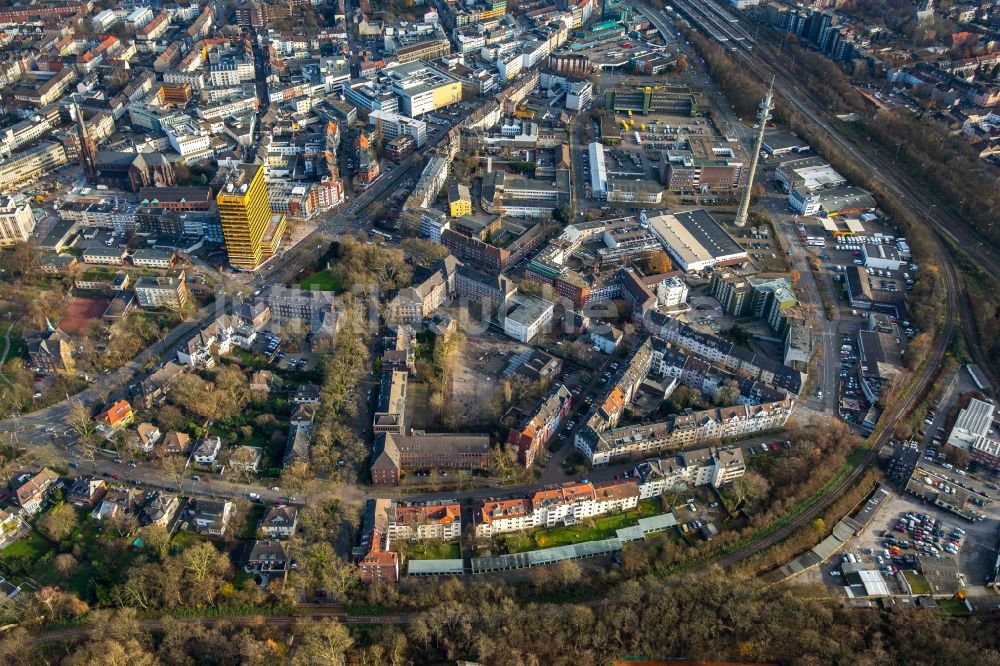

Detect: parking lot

[798,489,1000,596]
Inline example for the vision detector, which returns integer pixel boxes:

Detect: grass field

[500,499,666,554]
[404,540,461,560]
[297,269,343,292]
[938,597,971,615]
[1,530,52,559]
[903,570,931,595]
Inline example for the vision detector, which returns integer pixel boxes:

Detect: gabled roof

[261,506,298,529]
[370,434,401,471]
[14,468,58,507]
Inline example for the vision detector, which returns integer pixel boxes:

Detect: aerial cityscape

[0,0,999,662]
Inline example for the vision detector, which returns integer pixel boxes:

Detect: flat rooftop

[647,209,745,264]
[780,158,845,190]
[505,294,554,326]
[385,61,459,97]
[763,129,810,153]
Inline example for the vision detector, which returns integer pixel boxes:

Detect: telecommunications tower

[735,81,775,228]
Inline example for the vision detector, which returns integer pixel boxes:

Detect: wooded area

[3,573,999,665]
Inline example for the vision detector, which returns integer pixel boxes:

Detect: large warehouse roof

[646,209,747,271]
[588,141,607,196]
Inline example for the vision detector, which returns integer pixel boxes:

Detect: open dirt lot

[453,331,534,421]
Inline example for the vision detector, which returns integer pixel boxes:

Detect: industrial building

[948,398,997,450]
[789,185,877,216]
[646,209,748,273]
[588,141,608,197]
[761,130,810,157]
[661,139,745,192]
[775,156,846,193]
[861,243,904,271]
[603,86,698,117]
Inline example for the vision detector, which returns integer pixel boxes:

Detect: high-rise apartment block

[216,164,286,271]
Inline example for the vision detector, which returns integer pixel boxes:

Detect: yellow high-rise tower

[216,164,285,271]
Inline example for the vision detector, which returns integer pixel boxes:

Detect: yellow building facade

[217,164,286,271]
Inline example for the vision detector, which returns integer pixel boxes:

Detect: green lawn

[903,570,931,595]
[1,530,52,559]
[296,269,342,292]
[500,501,667,554]
[170,530,208,553]
[405,540,461,560]
[938,597,971,615]
[1,512,143,602]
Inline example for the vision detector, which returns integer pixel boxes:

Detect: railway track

[735,41,997,390]
[634,1,988,568]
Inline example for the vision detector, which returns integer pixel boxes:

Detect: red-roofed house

[97,400,134,430]
[593,478,640,513]
[355,499,399,583]
[476,497,533,537]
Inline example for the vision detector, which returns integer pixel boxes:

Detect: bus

[370,229,392,241]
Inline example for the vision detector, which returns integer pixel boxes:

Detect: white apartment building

[176,315,236,368]
[131,249,175,268]
[567,80,593,111]
[196,95,258,120]
[91,9,119,30]
[208,60,255,87]
[385,500,461,543]
[165,122,211,159]
[368,110,428,148]
[419,208,449,242]
[0,197,35,247]
[521,40,551,69]
[656,275,689,308]
[497,52,523,80]
[163,71,205,91]
[127,7,154,28]
[134,276,188,309]
[454,32,486,54]
[503,294,554,343]
[0,116,52,158]
[476,479,639,538]
[633,446,747,498]
[578,397,793,466]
